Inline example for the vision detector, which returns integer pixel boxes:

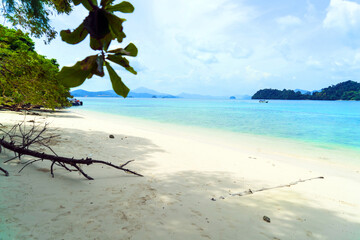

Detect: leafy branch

[58,0,137,97]
[0,120,143,179]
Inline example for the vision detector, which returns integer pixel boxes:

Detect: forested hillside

[252,80,360,100]
[0,25,71,110]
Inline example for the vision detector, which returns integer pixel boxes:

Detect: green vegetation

[0,25,71,110]
[252,89,306,100]
[1,0,138,98]
[57,0,137,98]
[1,0,72,42]
[252,80,360,101]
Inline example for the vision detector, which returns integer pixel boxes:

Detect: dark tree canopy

[0,25,71,109]
[1,0,138,97]
[57,0,138,98]
[2,0,72,42]
[311,80,360,100]
[252,80,360,101]
[252,89,306,100]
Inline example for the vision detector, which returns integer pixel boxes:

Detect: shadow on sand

[0,124,359,240]
[139,170,360,240]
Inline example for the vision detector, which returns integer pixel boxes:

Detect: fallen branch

[0,120,143,180]
[0,166,9,176]
[230,176,324,197]
[212,176,324,201]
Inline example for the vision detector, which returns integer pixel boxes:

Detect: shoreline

[74,97,360,152]
[0,109,359,239]
[73,108,360,171]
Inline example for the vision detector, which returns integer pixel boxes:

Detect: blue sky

[31,0,360,95]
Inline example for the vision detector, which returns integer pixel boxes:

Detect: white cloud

[28,0,360,95]
[276,15,302,27]
[245,66,272,81]
[306,56,322,68]
[323,0,360,31]
[151,0,258,58]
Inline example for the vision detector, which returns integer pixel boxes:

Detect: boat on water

[259,100,268,103]
[70,99,83,106]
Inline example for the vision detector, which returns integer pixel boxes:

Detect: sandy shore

[0,109,359,240]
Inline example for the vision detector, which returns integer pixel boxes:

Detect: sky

[27,0,360,95]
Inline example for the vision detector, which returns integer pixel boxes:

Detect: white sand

[0,109,359,240]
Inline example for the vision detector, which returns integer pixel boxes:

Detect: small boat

[259,100,268,103]
[70,99,83,106]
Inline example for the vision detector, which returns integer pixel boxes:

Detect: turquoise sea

[76,98,360,152]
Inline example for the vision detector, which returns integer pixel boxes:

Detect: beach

[0,109,359,240]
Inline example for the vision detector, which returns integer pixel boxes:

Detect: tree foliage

[311,80,360,100]
[0,25,71,109]
[252,89,306,100]
[57,0,138,98]
[252,80,360,101]
[1,0,138,98]
[1,0,72,42]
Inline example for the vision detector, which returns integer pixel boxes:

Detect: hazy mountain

[294,89,320,94]
[71,90,118,97]
[71,88,251,100]
[294,89,311,94]
[234,94,252,100]
[71,89,178,98]
[131,87,166,95]
[176,92,226,99]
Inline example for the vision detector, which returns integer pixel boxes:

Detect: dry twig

[230,176,324,197]
[0,120,143,180]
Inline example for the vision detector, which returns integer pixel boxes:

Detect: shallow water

[75,98,360,152]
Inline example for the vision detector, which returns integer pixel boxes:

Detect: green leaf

[83,8,110,39]
[80,55,98,71]
[107,48,130,55]
[100,0,115,8]
[107,54,137,75]
[106,1,134,13]
[104,12,126,42]
[58,55,105,87]
[60,23,88,44]
[81,55,104,77]
[105,61,130,98]
[89,33,114,51]
[102,33,114,52]
[124,43,138,57]
[58,61,92,88]
[72,0,82,6]
[95,55,105,77]
[87,73,94,79]
[90,37,102,50]
[117,32,126,43]
[107,43,137,57]
[73,0,97,11]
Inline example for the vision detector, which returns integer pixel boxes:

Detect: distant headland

[71,87,252,100]
[252,80,360,100]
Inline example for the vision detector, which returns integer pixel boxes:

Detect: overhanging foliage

[1,0,138,98]
[0,25,71,110]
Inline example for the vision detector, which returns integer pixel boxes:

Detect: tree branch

[0,166,9,176]
[230,177,324,197]
[0,121,143,180]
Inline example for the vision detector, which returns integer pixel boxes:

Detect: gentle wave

[75,98,360,151]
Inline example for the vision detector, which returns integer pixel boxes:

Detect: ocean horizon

[74,98,360,153]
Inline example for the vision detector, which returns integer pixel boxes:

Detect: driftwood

[230,176,324,197]
[213,176,324,200]
[0,166,9,176]
[0,120,143,180]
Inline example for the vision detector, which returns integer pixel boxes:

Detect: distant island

[71,87,252,100]
[252,80,360,101]
[71,89,178,99]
